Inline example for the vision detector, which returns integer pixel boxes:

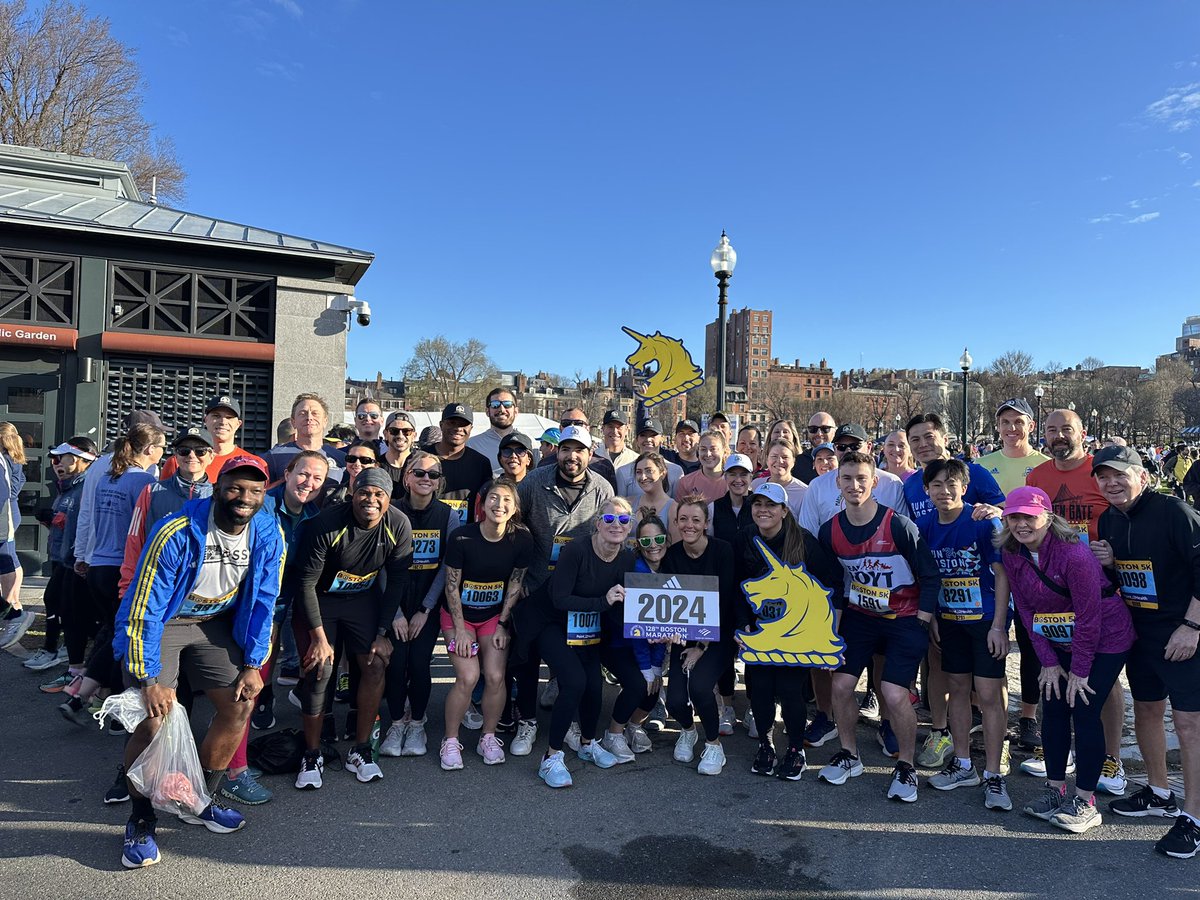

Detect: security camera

[355,300,371,328]
[329,294,372,327]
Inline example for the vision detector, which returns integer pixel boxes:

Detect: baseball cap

[499,432,533,453]
[537,427,561,446]
[205,395,241,417]
[171,426,214,449]
[1002,486,1052,517]
[833,424,869,444]
[675,419,700,434]
[751,482,788,505]
[710,410,730,422]
[1091,445,1145,475]
[813,442,836,455]
[996,398,1036,419]
[49,441,97,462]
[354,467,393,493]
[441,402,473,423]
[385,411,414,429]
[218,454,268,481]
[602,410,627,426]
[638,418,663,436]
[127,409,173,434]
[724,453,754,473]
[557,425,593,449]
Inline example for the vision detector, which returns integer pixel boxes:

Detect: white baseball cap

[724,453,754,473]
[557,425,593,449]
[751,482,788,505]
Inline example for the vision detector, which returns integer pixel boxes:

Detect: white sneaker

[624,722,652,753]
[346,747,383,783]
[539,677,559,708]
[564,721,582,752]
[463,703,483,730]
[1097,755,1127,795]
[719,705,736,736]
[401,719,428,756]
[1020,747,1075,778]
[599,731,636,764]
[698,742,727,776]
[674,728,699,763]
[295,752,324,790]
[23,648,58,670]
[744,708,759,740]
[511,719,537,756]
[379,722,406,757]
[578,739,617,769]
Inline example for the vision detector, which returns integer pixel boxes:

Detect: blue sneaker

[219,770,273,805]
[121,819,160,868]
[803,711,838,748]
[539,750,573,788]
[877,719,899,759]
[180,799,246,833]
[578,739,617,769]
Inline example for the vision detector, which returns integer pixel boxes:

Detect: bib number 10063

[623,573,720,641]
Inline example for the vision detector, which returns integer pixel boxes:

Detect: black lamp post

[959,347,972,453]
[1034,385,1044,449]
[709,231,737,415]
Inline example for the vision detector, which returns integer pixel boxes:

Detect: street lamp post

[1091,408,1099,440]
[1034,385,1045,450]
[959,347,972,455]
[709,231,737,417]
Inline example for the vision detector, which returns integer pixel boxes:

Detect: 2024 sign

[622,572,720,642]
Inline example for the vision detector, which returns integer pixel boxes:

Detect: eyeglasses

[835,442,863,452]
[601,514,631,525]
[175,446,213,458]
[410,468,442,480]
[808,425,834,433]
[346,455,376,465]
[560,418,588,427]
[387,427,415,437]
[355,412,382,421]
[500,447,529,457]
[637,534,668,547]
[488,400,515,410]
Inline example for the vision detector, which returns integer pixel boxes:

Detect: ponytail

[108,423,164,480]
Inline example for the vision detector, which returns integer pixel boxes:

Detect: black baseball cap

[499,432,533,453]
[205,395,241,418]
[996,398,1036,419]
[602,410,627,426]
[710,410,730,422]
[833,424,869,443]
[675,419,700,434]
[441,403,473,423]
[638,418,663,436]
[171,426,214,449]
[127,409,173,434]
[1091,445,1144,475]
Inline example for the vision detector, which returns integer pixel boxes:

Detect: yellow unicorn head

[622,326,704,409]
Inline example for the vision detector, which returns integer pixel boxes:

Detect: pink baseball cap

[1002,486,1052,517]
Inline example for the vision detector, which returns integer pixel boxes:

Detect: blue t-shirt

[915,503,1002,622]
[903,462,1005,523]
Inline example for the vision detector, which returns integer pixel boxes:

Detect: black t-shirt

[444,522,537,623]
[550,538,636,644]
[428,444,493,528]
[663,449,701,476]
[660,537,737,643]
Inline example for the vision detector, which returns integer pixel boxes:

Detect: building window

[0,250,78,326]
[110,264,275,342]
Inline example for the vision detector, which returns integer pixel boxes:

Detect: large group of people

[3,387,1198,869]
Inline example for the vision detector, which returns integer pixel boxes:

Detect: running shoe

[276,665,300,686]
[744,708,759,740]
[0,608,34,649]
[916,729,953,769]
[644,695,667,733]
[718,705,736,736]
[1097,755,1127,795]
[858,688,880,721]
[439,738,464,771]
[1023,782,1068,821]
[219,770,272,805]
[983,774,1013,811]
[295,750,324,789]
[877,719,899,759]
[1017,716,1041,750]
[511,720,537,756]
[462,703,483,731]
[602,665,619,686]
[476,733,506,765]
[334,671,350,703]
[1019,746,1075,777]
[697,742,726,776]
[539,676,559,709]
[104,765,130,804]
[180,799,246,833]
[624,722,652,753]
[999,739,1011,776]
[40,671,76,693]
[564,721,582,752]
[251,698,275,731]
[121,818,160,869]
[1050,794,1102,834]
[287,689,302,709]
[776,747,806,782]
[1156,815,1200,859]
[379,721,406,757]
[401,719,428,756]
[539,749,573,788]
[803,711,838,748]
[751,741,777,776]
[673,728,699,763]
[579,739,617,769]
[599,730,635,764]
[929,758,981,790]
[58,694,91,727]
[23,648,61,671]
[346,744,384,782]
[887,762,919,802]
[818,749,863,785]
[1109,785,1180,818]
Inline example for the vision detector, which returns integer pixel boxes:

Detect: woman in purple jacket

[999,486,1135,835]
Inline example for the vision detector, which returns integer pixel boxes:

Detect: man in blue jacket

[113,455,284,870]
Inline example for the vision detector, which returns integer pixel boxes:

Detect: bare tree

[0,0,185,200]
[402,336,499,410]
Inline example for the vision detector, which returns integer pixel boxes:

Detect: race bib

[443,498,468,526]
[328,569,378,594]
[848,580,894,618]
[566,610,602,646]
[939,577,983,621]
[461,579,503,609]
[411,529,441,571]
[548,534,572,572]
[1115,559,1158,610]
[1032,612,1074,644]
[176,589,238,619]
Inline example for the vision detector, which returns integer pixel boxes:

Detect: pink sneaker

[440,737,464,771]
[477,733,506,765]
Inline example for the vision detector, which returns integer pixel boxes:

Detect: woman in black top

[321,443,380,506]
[709,453,755,546]
[661,495,739,776]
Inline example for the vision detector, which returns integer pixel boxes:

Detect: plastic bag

[96,688,149,733]
[126,704,211,819]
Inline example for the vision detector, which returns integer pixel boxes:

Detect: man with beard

[113,456,285,869]
[293,467,414,790]
[470,388,538,476]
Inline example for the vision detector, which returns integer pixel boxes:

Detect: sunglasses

[601,514,632,525]
[346,455,376,465]
[835,442,863,452]
[637,534,668,547]
[356,412,382,421]
[387,427,415,437]
[500,447,529,457]
[560,418,588,427]
[410,468,442,480]
[175,446,213,458]
[808,425,834,433]
[488,400,515,410]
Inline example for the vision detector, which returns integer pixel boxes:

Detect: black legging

[84,564,123,691]
[1042,649,1127,792]
[1013,617,1041,706]
[747,663,808,747]
[600,644,654,725]
[666,641,728,738]
[511,650,542,724]
[63,566,97,666]
[41,563,66,652]
[537,626,603,749]
[385,610,440,722]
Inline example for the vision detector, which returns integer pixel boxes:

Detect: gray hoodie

[517,464,614,594]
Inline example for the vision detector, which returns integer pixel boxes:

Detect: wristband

[496,620,509,629]
[1182,619,1200,632]
[241,664,262,672]
[378,626,388,636]
[140,677,160,687]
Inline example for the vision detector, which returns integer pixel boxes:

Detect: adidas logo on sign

[662,576,682,590]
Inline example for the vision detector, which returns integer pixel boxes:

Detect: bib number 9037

[623,573,720,641]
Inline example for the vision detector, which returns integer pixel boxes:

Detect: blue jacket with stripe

[113,496,285,681]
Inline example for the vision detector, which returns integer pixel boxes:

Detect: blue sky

[103,1,1199,382]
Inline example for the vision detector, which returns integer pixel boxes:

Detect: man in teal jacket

[113,456,284,870]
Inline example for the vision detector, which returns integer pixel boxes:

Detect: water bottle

[370,714,381,756]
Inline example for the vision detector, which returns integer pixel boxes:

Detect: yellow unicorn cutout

[622,327,705,409]
[737,538,845,668]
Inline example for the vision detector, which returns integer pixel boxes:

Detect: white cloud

[1098,174,1113,182]
[1127,199,1141,209]
[1146,83,1200,132]
[1089,213,1124,224]
[269,0,304,17]
[256,60,303,81]
[1193,180,1200,188]
[1127,212,1161,224]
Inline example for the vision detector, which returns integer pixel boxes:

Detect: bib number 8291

[637,592,706,625]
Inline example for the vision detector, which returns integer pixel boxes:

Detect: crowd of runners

[1,388,1197,868]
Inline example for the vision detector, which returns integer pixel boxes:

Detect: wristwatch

[378,626,388,636]
[241,663,262,671]
[140,677,159,687]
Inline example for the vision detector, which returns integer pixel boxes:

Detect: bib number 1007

[622,573,720,641]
